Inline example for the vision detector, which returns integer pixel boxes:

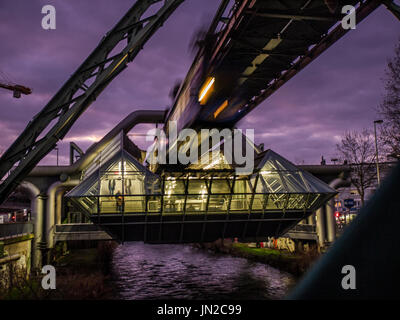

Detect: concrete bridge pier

[20,182,45,270]
[20,178,79,268]
[325,198,336,244]
[36,194,49,267]
[315,177,350,248]
[56,190,64,225]
[41,179,79,264]
[307,213,315,225]
[316,207,326,247]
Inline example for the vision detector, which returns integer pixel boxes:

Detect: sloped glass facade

[66,133,336,216]
[67,132,160,215]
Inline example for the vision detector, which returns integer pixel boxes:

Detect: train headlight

[198,77,215,104]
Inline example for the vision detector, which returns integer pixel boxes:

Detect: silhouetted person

[115,191,123,213]
[108,179,116,195]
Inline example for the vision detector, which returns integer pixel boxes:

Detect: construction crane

[0,69,32,98]
[0,82,32,98]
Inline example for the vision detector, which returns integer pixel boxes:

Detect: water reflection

[111,243,295,300]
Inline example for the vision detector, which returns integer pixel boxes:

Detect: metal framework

[241,0,382,118]
[165,0,388,132]
[0,0,184,204]
[209,0,383,123]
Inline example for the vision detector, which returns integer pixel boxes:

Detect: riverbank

[195,240,320,277]
[50,241,118,299]
[0,241,117,299]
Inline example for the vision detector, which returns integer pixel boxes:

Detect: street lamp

[54,144,59,166]
[373,120,383,185]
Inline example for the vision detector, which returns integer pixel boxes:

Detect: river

[110,242,296,300]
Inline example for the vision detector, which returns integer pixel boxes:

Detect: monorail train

[165,31,248,136]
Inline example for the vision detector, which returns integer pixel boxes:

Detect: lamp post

[54,144,59,166]
[373,120,383,185]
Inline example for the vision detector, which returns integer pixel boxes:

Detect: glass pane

[208,195,228,212]
[308,194,322,210]
[83,133,122,179]
[163,195,185,213]
[252,194,265,210]
[147,196,161,212]
[281,172,309,193]
[186,195,207,213]
[145,176,162,195]
[99,195,120,213]
[233,180,249,193]
[211,180,230,194]
[123,174,145,195]
[286,194,308,210]
[124,196,145,213]
[188,180,207,195]
[266,194,286,210]
[77,196,97,214]
[252,175,265,193]
[231,194,249,211]
[100,173,123,196]
[261,173,285,193]
[123,159,138,172]
[165,179,185,195]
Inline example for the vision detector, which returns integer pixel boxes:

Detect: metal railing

[290,224,317,233]
[55,224,102,233]
[0,222,33,240]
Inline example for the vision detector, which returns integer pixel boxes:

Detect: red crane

[0,82,32,98]
[0,70,32,98]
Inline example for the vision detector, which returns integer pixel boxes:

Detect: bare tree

[378,37,400,158]
[336,130,377,205]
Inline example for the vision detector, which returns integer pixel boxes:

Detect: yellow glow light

[214,100,229,118]
[198,77,215,103]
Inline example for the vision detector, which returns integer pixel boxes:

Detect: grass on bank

[229,242,319,277]
[232,243,298,260]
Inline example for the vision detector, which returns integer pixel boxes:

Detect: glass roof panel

[66,136,158,198]
[257,150,336,194]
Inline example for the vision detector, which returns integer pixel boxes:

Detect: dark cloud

[0,1,399,166]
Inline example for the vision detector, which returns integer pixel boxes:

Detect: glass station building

[66,132,336,242]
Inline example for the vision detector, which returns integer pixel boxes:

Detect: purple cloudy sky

[0,0,399,166]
